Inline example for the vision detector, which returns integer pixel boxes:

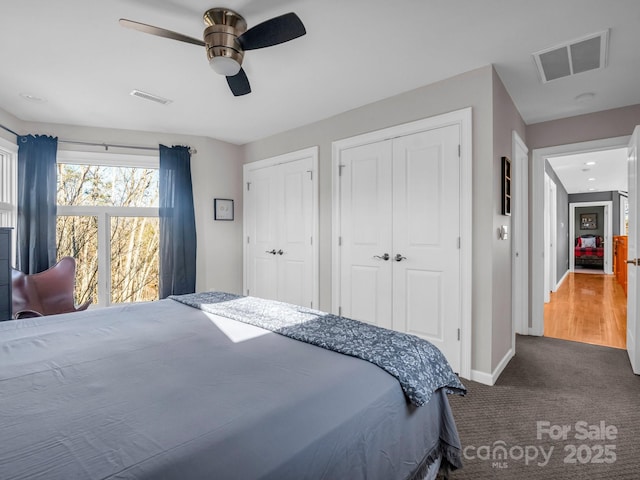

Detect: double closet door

[244,150,317,309]
[338,125,461,371]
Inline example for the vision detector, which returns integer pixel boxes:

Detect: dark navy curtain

[159,144,197,298]
[17,134,58,274]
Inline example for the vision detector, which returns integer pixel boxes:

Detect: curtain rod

[0,123,197,155]
[0,123,19,137]
[60,139,158,151]
[57,139,197,156]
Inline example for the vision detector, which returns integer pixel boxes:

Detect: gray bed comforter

[0,298,463,480]
[170,291,466,406]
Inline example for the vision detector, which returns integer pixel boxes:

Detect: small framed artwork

[580,213,597,230]
[501,156,511,216]
[214,198,234,221]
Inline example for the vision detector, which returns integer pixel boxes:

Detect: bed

[575,234,604,267]
[0,292,465,480]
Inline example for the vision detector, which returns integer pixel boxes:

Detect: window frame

[0,136,18,258]
[56,150,159,307]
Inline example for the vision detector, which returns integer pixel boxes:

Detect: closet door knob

[277,249,284,255]
[265,249,277,255]
[394,254,407,262]
[374,253,390,261]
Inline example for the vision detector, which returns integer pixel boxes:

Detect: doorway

[569,201,613,274]
[532,136,630,341]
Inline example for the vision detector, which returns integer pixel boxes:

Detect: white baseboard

[470,369,493,385]
[555,269,569,291]
[470,348,514,386]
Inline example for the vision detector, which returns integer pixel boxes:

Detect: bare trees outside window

[56,160,159,307]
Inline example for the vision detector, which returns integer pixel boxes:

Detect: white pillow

[582,236,596,248]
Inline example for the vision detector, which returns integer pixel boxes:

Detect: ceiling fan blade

[237,12,306,51]
[119,18,205,47]
[227,68,251,96]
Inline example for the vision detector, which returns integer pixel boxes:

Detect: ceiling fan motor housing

[203,8,247,68]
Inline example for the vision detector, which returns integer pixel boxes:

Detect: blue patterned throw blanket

[170,292,466,406]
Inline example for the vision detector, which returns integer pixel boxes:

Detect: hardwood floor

[544,272,627,349]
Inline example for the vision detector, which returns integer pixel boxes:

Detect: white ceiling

[547,148,628,195]
[1,1,640,145]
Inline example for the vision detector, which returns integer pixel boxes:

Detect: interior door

[627,126,640,374]
[245,166,279,301]
[512,133,529,336]
[392,125,461,373]
[277,158,314,307]
[246,158,315,307]
[549,179,557,289]
[339,140,393,328]
[543,174,551,302]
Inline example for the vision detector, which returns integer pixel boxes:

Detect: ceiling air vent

[129,89,172,105]
[533,30,609,83]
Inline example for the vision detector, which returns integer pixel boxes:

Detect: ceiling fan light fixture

[210,56,241,76]
[120,7,305,96]
[203,12,245,78]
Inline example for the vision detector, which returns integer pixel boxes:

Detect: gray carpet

[447,335,640,479]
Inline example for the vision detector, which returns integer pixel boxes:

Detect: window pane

[56,215,98,306]
[57,164,158,207]
[110,216,159,304]
[0,148,17,229]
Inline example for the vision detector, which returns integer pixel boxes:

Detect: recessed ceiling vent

[129,89,172,105]
[533,30,609,83]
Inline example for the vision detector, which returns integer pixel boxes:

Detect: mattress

[0,297,463,480]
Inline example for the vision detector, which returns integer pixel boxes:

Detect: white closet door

[392,125,461,373]
[246,166,279,301]
[278,158,314,307]
[339,141,393,328]
[245,156,315,308]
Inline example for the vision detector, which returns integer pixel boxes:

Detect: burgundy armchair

[11,257,91,319]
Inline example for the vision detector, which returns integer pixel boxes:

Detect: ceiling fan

[119,8,306,96]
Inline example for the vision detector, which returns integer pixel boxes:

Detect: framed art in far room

[214,198,234,221]
[580,213,597,230]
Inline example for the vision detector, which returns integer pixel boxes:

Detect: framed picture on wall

[580,213,597,230]
[214,198,234,221]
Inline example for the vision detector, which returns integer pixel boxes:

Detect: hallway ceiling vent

[533,30,609,83]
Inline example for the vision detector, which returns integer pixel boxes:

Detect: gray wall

[491,68,527,371]
[574,205,605,238]
[527,104,640,150]
[545,161,570,281]
[569,191,621,236]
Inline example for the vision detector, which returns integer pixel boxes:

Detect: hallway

[544,272,627,349]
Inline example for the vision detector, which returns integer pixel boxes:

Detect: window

[0,139,17,229]
[0,138,17,259]
[56,151,159,307]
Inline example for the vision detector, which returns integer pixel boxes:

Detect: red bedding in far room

[574,235,604,267]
